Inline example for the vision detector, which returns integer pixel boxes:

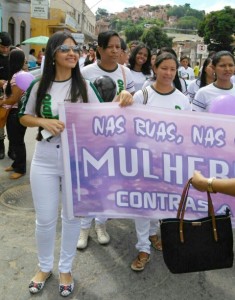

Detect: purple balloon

[209,95,235,116]
[15,72,35,91]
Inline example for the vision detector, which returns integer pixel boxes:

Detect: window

[8,17,15,45]
[20,21,26,43]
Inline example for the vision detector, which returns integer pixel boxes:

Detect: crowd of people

[0,29,235,297]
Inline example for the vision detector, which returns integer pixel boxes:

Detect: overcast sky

[85,0,235,14]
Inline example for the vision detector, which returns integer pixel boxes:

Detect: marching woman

[192,51,235,112]
[142,47,188,95]
[83,45,96,67]
[128,43,152,92]
[131,52,191,272]
[187,57,215,103]
[77,30,135,250]
[178,55,195,80]
[19,31,104,297]
[0,49,26,179]
[19,30,133,297]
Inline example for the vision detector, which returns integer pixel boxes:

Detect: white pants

[134,218,159,254]
[80,216,107,229]
[30,140,80,273]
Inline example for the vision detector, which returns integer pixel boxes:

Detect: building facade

[0,0,96,50]
[0,0,31,46]
[45,0,96,43]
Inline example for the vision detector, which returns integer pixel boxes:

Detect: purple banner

[59,102,235,224]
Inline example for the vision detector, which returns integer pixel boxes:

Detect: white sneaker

[95,223,110,245]
[77,228,90,249]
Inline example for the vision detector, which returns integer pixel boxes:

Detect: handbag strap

[177,178,191,219]
[178,178,218,243]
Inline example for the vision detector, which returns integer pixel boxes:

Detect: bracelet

[207,177,216,193]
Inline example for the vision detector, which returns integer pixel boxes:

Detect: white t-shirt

[81,62,135,100]
[134,84,191,111]
[178,66,195,80]
[130,70,151,92]
[20,78,101,143]
[79,56,86,69]
[192,82,235,112]
[187,79,200,103]
[142,78,155,89]
[142,77,188,95]
[231,75,235,84]
[21,78,101,118]
[28,54,37,62]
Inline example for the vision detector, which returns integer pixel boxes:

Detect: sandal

[9,172,25,179]
[5,166,14,172]
[29,271,52,294]
[131,252,150,271]
[59,272,74,297]
[149,235,162,251]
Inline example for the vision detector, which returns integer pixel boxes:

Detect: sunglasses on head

[57,45,80,54]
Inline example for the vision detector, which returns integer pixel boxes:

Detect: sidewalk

[0,128,235,300]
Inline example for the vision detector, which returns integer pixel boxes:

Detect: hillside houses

[95,5,176,35]
[113,5,168,23]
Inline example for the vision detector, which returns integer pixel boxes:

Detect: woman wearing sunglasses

[18,31,104,297]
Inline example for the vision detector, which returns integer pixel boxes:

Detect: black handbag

[160,178,234,274]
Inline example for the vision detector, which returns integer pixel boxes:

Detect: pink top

[3,71,24,109]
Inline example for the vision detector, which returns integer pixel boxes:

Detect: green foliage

[167,4,205,20]
[141,26,173,49]
[149,6,161,12]
[167,5,185,18]
[110,18,133,32]
[125,26,144,43]
[124,17,165,43]
[198,6,235,51]
[177,16,200,29]
[140,18,164,27]
[95,8,109,21]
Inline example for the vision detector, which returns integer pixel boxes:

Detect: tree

[198,6,235,51]
[95,8,109,21]
[125,25,144,43]
[141,26,173,50]
[177,16,200,30]
[110,18,133,32]
[167,5,185,18]
[167,4,204,20]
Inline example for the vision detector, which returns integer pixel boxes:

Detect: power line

[84,0,103,14]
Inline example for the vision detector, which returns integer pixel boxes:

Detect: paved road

[0,128,235,300]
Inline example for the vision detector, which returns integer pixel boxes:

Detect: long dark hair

[36,31,88,116]
[128,43,151,75]
[199,57,213,88]
[5,49,25,97]
[156,47,182,92]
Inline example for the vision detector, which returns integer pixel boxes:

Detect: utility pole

[81,0,102,33]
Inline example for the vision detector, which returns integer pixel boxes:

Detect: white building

[0,0,31,46]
